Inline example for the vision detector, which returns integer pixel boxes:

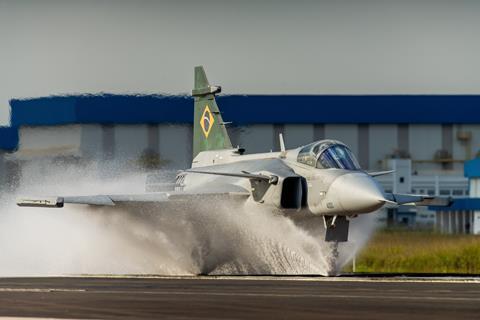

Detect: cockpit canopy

[297,140,361,170]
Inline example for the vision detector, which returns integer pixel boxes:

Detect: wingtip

[16,196,64,208]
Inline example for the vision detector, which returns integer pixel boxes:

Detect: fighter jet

[17,66,450,268]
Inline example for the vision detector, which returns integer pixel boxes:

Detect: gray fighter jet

[17,66,450,264]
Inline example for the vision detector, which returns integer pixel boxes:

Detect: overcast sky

[1,0,480,125]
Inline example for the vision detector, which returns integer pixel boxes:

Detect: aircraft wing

[16,190,250,208]
[366,170,394,177]
[384,193,452,207]
[185,169,279,184]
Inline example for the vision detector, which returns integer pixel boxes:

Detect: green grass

[346,230,480,274]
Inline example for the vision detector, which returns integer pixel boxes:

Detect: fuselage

[183,140,387,217]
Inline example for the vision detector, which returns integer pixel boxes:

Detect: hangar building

[0,94,478,230]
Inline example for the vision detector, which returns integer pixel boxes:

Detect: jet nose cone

[330,172,386,214]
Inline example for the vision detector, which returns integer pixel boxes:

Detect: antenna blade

[279,133,286,152]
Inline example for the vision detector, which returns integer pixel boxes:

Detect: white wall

[12,122,480,173]
[283,124,314,149]
[114,125,148,159]
[158,124,191,169]
[237,125,274,154]
[19,125,82,152]
[369,125,397,169]
[453,125,480,160]
[80,125,103,159]
[325,125,358,155]
[409,125,442,160]
[409,125,442,173]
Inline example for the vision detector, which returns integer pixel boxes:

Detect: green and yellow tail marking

[192,66,232,158]
[200,105,214,138]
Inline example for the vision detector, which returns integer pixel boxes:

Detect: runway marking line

[0,288,478,302]
[63,274,480,284]
[0,316,79,320]
[1,275,479,286]
[0,288,86,293]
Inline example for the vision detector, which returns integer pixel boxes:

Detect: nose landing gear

[323,215,349,242]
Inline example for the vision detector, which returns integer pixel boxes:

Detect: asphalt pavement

[0,276,478,319]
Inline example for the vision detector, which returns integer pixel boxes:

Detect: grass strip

[347,229,480,273]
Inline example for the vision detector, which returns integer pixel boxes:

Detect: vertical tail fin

[192,66,232,158]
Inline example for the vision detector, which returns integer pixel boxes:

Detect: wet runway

[0,276,478,319]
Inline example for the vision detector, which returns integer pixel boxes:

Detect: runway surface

[0,276,478,319]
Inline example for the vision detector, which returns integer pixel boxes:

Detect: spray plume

[0,161,378,276]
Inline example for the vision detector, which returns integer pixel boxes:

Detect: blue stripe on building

[3,94,480,151]
[10,94,480,126]
[429,198,480,211]
[464,158,480,178]
[0,127,19,151]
